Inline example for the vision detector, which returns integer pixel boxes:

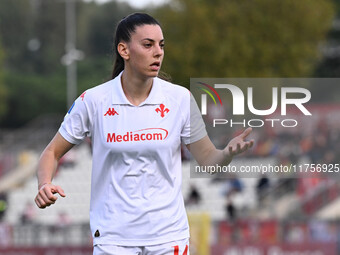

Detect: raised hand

[224,127,254,157]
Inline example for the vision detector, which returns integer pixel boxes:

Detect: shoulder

[79,79,114,103]
[156,78,190,101]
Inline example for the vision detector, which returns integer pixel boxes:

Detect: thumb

[52,185,66,197]
[240,127,252,139]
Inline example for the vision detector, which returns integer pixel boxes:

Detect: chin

[146,71,159,78]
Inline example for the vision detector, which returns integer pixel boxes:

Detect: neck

[121,70,154,106]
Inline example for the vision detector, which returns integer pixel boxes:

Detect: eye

[144,43,152,48]
[160,43,165,49]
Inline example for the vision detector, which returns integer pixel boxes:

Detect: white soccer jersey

[58,72,206,246]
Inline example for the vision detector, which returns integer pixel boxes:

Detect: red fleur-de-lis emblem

[80,91,86,101]
[155,104,169,118]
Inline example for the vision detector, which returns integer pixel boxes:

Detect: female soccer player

[34,13,253,255]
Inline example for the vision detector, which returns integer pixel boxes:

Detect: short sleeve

[58,91,92,145]
[181,92,207,145]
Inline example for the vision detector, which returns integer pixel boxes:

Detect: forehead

[131,24,164,41]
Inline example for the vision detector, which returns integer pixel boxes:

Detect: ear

[117,42,129,61]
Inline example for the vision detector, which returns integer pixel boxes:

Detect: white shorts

[93,238,189,255]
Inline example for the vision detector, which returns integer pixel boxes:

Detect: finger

[236,143,241,153]
[40,197,54,208]
[229,144,239,156]
[229,145,234,156]
[243,140,253,151]
[240,127,252,139]
[228,146,233,157]
[241,143,249,152]
[54,186,66,197]
[35,197,41,208]
[45,188,58,202]
[36,196,47,209]
[39,188,56,204]
[249,139,254,148]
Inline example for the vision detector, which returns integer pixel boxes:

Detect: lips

[150,61,161,71]
[150,61,160,67]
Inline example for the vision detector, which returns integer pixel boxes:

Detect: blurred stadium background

[0,0,340,254]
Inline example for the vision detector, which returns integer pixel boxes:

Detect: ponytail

[112,47,125,79]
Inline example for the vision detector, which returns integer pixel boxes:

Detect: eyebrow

[142,38,165,43]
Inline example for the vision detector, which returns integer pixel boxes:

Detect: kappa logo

[155,104,169,118]
[104,108,119,116]
[80,91,86,101]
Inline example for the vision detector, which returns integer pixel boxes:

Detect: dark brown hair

[112,13,160,79]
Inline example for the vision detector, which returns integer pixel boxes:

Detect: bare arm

[187,128,254,167]
[35,132,75,209]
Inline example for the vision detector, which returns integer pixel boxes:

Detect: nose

[154,45,163,58]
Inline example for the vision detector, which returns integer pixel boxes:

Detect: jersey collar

[112,72,165,106]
